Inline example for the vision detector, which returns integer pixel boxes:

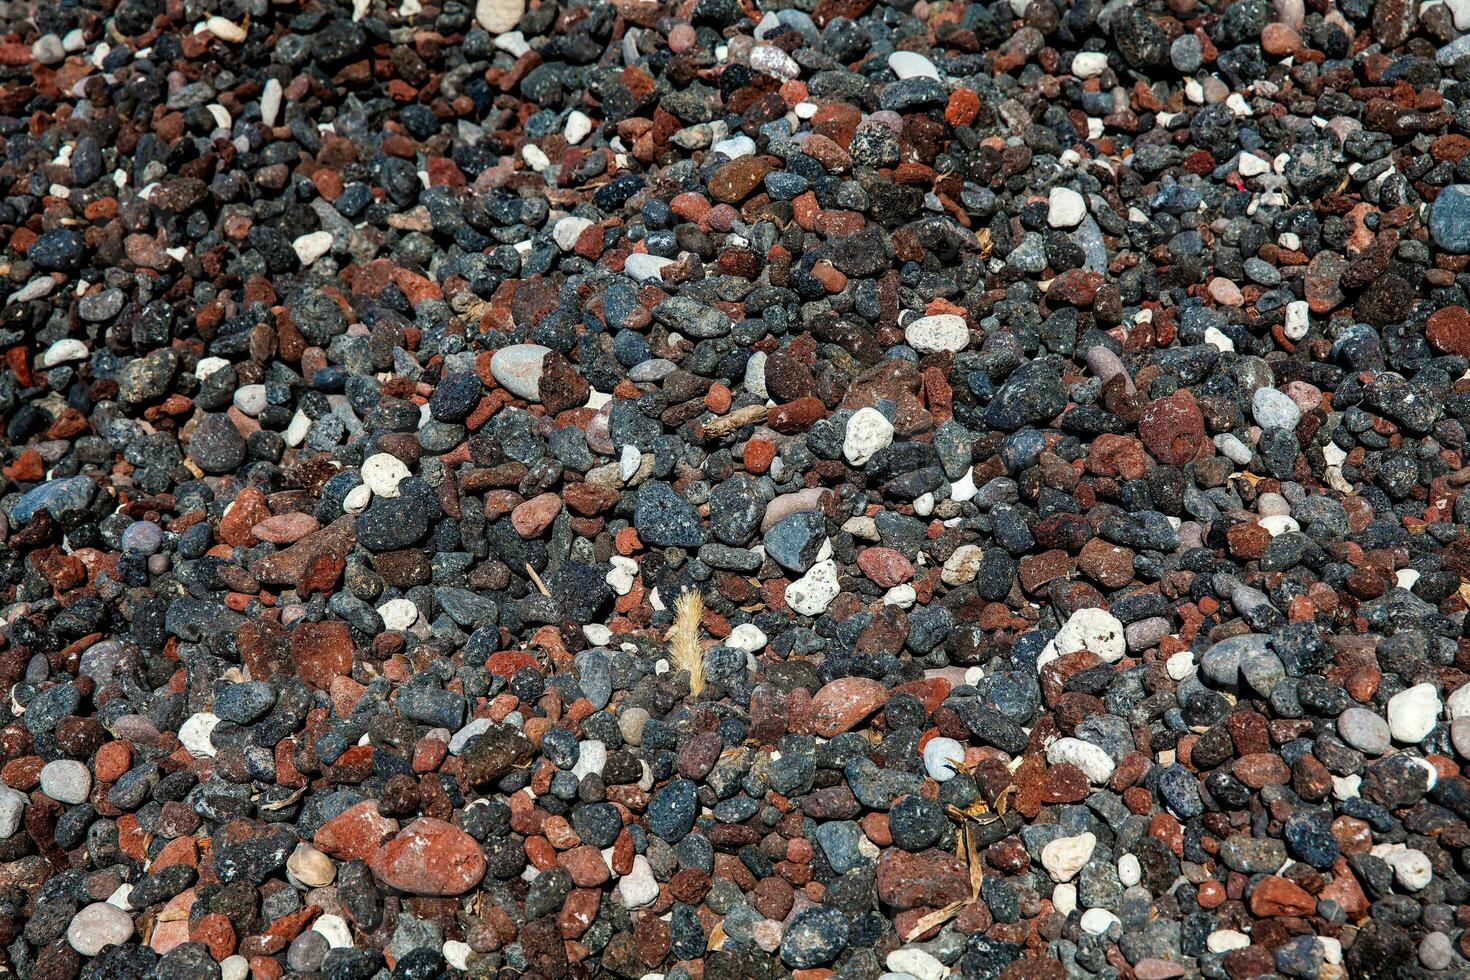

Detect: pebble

[904,314,970,353]
[66,903,134,956]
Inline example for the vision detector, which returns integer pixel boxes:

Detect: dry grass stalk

[669,589,705,697]
[702,404,767,438]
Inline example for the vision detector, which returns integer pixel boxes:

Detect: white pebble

[1387,683,1441,743]
[619,855,659,908]
[1055,607,1126,663]
[883,583,917,608]
[573,739,607,781]
[292,230,333,267]
[475,0,525,32]
[42,339,89,367]
[886,949,946,980]
[941,544,984,586]
[564,110,593,144]
[178,712,220,758]
[1118,853,1141,887]
[904,313,969,354]
[1208,929,1250,954]
[378,598,419,631]
[1284,300,1310,340]
[1046,737,1115,784]
[922,737,966,782]
[623,253,674,281]
[1052,882,1077,916]
[727,623,767,652]
[785,559,840,616]
[343,484,373,514]
[1165,651,1195,681]
[1047,186,1086,228]
[443,940,474,971]
[0,785,25,839]
[1041,832,1096,883]
[1071,52,1109,78]
[887,51,940,80]
[233,384,268,417]
[67,903,135,956]
[312,914,353,948]
[260,79,283,127]
[361,452,411,497]
[606,556,638,595]
[221,956,250,980]
[38,759,91,805]
[1080,908,1119,935]
[553,216,593,251]
[843,407,895,466]
[205,16,247,41]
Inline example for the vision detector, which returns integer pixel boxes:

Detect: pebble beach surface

[4,0,1470,978]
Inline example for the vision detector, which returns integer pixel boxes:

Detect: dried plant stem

[669,589,705,697]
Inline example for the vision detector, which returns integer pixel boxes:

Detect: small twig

[525,563,551,597]
[701,404,768,439]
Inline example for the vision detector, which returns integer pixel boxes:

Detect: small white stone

[361,452,411,497]
[785,559,840,616]
[564,110,593,144]
[42,339,89,367]
[843,407,895,466]
[1204,325,1235,352]
[1165,651,1195,681]
[887,51,940,80]
[1080,908,1119,935]
[195,355,231,379]
[450,718,491,755]
[904,313,969,354]
[0,785,25,839]
[1046,737,1115,784]
[1238,152,1271,177]
[1447,682,1470,720]
[1396,569,1421,591]
[522,144,550,171]
[494,30,529,55]
[885,949,946,980]
[553,216,593,251]
[67,902,135,956]
[1387,683,1441,743]
[950,470,977,502]
[619,444,642,482]
[913,493,934,517]
[179,712,220,758]
[38,759,91,805]
[619,855,659,908]
[884,584,917,607]
[1284,300,1310,340]
[221,955,250,980]
[573,740,607,781]
[1208,929,1251,954]
[343,484,373,514]
[922,737,966,782]
[750,45,799,80]
[1259,514,1299,536]
[607,556,638,595]
[941,544,984,586]
[289,842,336,888]
[1321,937,1343,965]
[313,913,353,948]
[1333,774,1361,801]
[285,410,311,447]
[1047,186,1086,228]
[234,384,268,417]
[727,623,767,652]
[443,940,474,971]
[1041,832,1096,883]
[623,253,674,281]
[261,78,283,127]
[1386,847,1433,890]
[583,624,612,646]
[378,598,419,631]
[205,16,247,41]
[1052,882,1077,916]
[713,135,757,159]
[475,0,525,32]
[1118,853,1141,887]
[1055,607,1126,663]
[1071,52,1109,78]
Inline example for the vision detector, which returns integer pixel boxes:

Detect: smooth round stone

[726,623,767,651]
[39,759,91,805]
[1452,717,1470,758]
[904,314,969,353]
[619,855,659,907]
[221,956,250,980]
[1251,386,1302,430]
[888,51,940,80]
[1072,51,1108,77]
[713,135,756,158]
[553,216,593,251]
[1337,707,1390,755]
[1420,932,1454,970]
[1047,186,1086,228]
[361,453,411,498]
[343,484,373,513]
[489,344,550,401]
[67,902,135,956]
[288,843,336,887]
[922,737,965,781]
[1118,853,1142,886]
[0,785,26,839]
[564,110,592,144]
[120,520,163,555]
